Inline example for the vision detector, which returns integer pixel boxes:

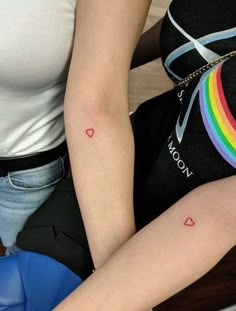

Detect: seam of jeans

[60,156,66,178]
[7,174,63,191]
[6,159,64,191]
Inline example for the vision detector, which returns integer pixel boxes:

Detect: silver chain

[174,50,236,88]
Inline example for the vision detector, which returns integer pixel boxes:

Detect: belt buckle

[0,168,7,177]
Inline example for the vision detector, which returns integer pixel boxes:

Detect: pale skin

[64,0,152,269]
[54,177,236,310]
[60,0,236,309]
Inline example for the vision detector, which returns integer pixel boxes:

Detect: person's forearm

[54,176,236,310]
[131,18,163,69]
[64,0,151,268]
[65,95,135,268]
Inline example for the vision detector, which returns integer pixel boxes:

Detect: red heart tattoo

[184,217,195,226]
[86,128,94,138]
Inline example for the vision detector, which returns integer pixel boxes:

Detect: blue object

[0,250,83,311]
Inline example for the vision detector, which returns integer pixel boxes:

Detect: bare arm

[55,176,236,310]
[131,18,163,69]
[64,0,151,268]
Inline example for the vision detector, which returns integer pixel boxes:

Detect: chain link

[174,51,236,88]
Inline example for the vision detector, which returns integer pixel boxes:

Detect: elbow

[64,90,129,119]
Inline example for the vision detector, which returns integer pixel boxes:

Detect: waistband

[0,141,68,176]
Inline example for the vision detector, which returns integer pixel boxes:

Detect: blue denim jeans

[0,156,66,247]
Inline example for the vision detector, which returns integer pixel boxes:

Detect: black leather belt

[0,141,68,177]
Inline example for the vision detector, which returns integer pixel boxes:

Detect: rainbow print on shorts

[199,63,236,168]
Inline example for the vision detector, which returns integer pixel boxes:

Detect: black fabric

[133,57,236,228]
[160,0,236,81]
[131,90,181,228]
[0,141,68,172]
[222,56,236,114]
[17,178,94,279]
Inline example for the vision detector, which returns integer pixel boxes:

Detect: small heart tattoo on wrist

[184,217,195,226]
[85,128,95,138]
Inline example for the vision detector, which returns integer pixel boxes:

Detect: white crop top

[0,0,77,157]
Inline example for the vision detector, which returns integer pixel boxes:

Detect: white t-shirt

[0,0,77,157]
